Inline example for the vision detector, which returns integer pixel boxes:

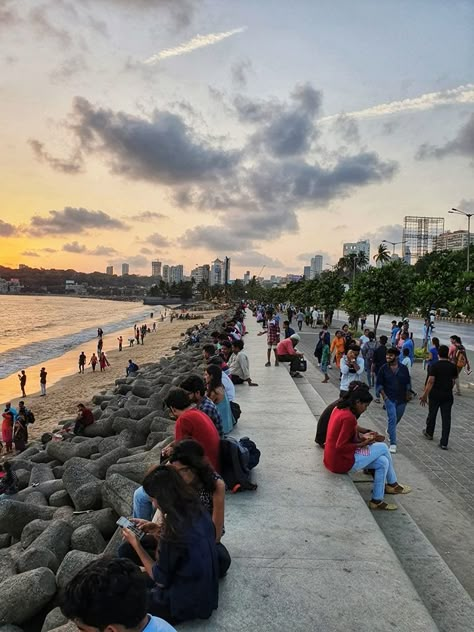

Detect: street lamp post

[449,207,473,273]
[382,239,407,256]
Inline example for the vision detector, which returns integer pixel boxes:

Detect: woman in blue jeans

[324,386,412,510]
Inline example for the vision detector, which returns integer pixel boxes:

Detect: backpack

[239,436,261,470]
[364,341,377,364]
[26,410,35,425]
[456,349,467,368]
[229,401,241,425]
[219,437,258,493]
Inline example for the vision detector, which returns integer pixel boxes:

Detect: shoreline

[3,311,220,439]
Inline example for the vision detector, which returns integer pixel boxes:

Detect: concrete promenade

[181,313,438,632]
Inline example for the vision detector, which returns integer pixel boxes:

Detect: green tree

[317,270,345,324]
[373,243,391,266]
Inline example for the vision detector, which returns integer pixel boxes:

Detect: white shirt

[359,335,369,346]
[340,355,365,391]
[401,356,412,375]
[221,371,235,402]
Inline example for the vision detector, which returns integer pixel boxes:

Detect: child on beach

[321,340,330,383]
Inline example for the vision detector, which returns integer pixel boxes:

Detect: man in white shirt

[61,557,176,631]
[340,345,365,397]
[228,339,258,386]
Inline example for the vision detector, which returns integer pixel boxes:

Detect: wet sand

[3,312,219,439]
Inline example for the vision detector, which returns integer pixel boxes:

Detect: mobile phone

[116,516,144,540]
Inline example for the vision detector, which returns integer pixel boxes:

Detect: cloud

[50,55,88,84]
[29,207,128,237]
[416,113,474,162]
[130,211,168,221]
[21,250,40,257]
[231,250,283,268]
[319,83,474,123]
[29,139,83,174]
[98,0,197,29]
[332,114,360,144]
[28,4,72,48]
[143,27,246,64]
[0,219,17,236]
[0,1,18,27]
[41,247,57,253]
[236,83,323,157]
[127,255,148,269]
[145,232,170,247]
[231,59,252,89]
[361,223,404,255]
[140,247,153,255]
[457,199,474,211]
[33,97,241,185]
[88,245,118,256]
[62,241,86,253]
[181,226,253,252]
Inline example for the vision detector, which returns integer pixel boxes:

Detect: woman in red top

[324,386,411,510]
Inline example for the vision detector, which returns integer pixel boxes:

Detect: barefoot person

[323,386,411,510]
[18,370,27,397]
[40,367,47,396]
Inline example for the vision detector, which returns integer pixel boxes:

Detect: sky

[1,0,473,279]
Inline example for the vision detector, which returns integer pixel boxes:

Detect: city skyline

[0,1,472,277]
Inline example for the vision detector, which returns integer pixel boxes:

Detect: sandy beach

[3,312,220,440]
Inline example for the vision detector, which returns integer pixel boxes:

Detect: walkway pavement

[181,314,438,632]
[296,322,474,602]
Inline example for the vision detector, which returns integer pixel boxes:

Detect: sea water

[0,296,153,379]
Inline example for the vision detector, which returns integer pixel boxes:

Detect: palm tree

[373,243,391,266]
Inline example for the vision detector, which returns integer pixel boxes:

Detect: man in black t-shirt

[420,345,457,449]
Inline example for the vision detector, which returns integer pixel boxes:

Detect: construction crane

[257,264,266,279]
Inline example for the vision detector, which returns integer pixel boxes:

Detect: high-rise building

[402,216,444,263]
[433,230,474,252]
[151,260,162,277]
[191,264,210,285]
[121,263,129,276]
[162,265,169,283]
[210,258,224,286]
[303,266,311,279]
[106,265,114,275]
[243,270,251,285]
[224,257,231,285]
[169,265,184,284]
[310,255,323,279]
[343,240,370,261]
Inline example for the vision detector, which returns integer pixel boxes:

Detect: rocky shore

[0,311,229,631]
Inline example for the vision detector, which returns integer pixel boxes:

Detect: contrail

[144,27,246,64]
[319,83,474,122]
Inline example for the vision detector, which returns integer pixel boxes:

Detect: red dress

[2,412,13,447]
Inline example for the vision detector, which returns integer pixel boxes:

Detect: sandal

[385,483,412,495]
[369,500,397,511]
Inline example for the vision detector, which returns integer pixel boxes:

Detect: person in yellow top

[330,330,346,368]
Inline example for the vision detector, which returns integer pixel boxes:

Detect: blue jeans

[133,486,153,520]
[350,443,397,501]
[385,399,406,445]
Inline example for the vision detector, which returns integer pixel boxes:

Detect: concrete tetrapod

[0,568,57,625]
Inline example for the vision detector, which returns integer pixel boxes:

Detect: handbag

[296,356,307,372]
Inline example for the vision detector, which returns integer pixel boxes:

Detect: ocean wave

[0,308,153,379]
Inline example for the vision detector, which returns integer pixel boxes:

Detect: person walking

[78,351,86,374]
[320,337,330,383]
[314,325,330,367]
[330,330,345,369]
[425,336,440,382]
[40,367,47,396]
[89,352,98,372]
[99,352,110,372]
[449,335,471,395]
[420,345,457,449]
[339,345,364,397]
[295,309,305,332]
[361,332,377,387]
[18,370,27,397]
[376,347,411,453]
[372,335,388,403]
[258,310,280,367]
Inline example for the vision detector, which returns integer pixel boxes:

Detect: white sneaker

[389,444,397,454]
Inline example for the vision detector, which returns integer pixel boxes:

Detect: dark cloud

[62,241,86,253]
[33,97,240,184]
[95,0,196,29]
[140,247,153,255]
[0,1,19,27]
[29,139,83,174]
[236,83,323,158]
[21,250,40,257]
[50,55,88,84]
[416,114,474,162]
[332,114,360,145]
[457,198,474,211]
[231,59,252,89]
[41,247,58,253]
[145,233,170,247]
[126,254,149,269]
[361,223,404,253]
[88,245,118,256]
[29,207,128,237]
[130,211,168,221]
[0,219,17,236]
